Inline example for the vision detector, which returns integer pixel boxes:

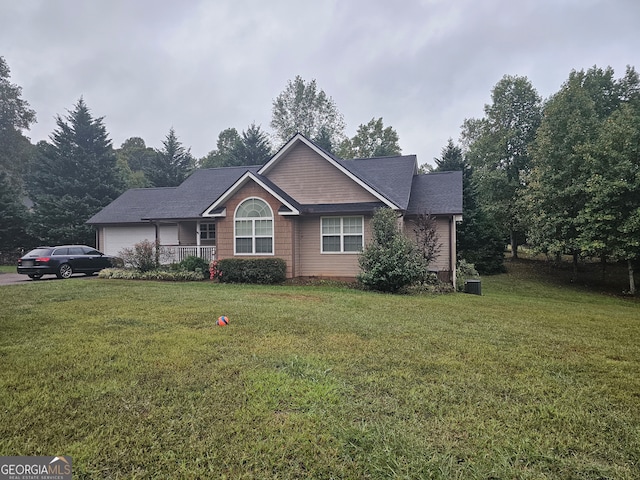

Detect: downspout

[450,216,455,289]
[154,222,160,266]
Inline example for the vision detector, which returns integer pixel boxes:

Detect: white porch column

[196,220,202,257]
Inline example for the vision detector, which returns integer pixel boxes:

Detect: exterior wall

[179,221,197,245]
[264,143,379,204]
[296,215,372,278]
[403,215,452,273]
[216,181,295,278]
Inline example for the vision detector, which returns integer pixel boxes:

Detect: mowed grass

[0,265,638,479]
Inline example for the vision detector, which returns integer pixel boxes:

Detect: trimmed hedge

[215,258,287,284]
[98,268,205,281]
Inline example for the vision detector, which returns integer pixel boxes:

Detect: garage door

[102,225,156,257]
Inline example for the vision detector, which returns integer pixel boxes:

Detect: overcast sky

[2,0,639,165]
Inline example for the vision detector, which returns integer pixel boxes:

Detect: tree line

[436,66,639,294]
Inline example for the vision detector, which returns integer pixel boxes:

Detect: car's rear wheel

[57,263,73,279]
[28,274,42,280]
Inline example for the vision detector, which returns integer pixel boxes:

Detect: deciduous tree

[523,67,621,277]
[0,56,36,190]
[200,128,242,168]
[577,103,640,294]
[271,76,346,150]
[115,137,155,188]
[462,75,542,258]
[338,117,401,159]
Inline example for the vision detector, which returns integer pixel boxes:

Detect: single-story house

[87,133,462,283]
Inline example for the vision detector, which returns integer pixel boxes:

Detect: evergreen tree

[434,139,505,274]
[27,98,124,246]
[357,207,424,293]
[201,124,272,168]
[0,170,31,251]
[236,123,272,165]
[145,128,194,186]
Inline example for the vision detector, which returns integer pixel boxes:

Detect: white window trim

[234,197,274,256]
[320,216,364,254]
[200,222,216,240]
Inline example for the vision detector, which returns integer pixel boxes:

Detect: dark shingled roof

[336,155,417,209]
[87,167,260,224]
[87,139,462,224]
[86,187,176,224]
[406,171,463,216]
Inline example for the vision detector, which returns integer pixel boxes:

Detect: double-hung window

[321,216,364,253]
[200,223,216,241]
[235,198,273,255]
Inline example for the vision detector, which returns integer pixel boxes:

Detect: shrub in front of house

[214,258,287,284]
[178,255,210,279]
[118,240,158,272]
[98,268,205,281]
[358,208,425,293]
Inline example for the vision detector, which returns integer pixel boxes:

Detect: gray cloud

[2,0,638,164]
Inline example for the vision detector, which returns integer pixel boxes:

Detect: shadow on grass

[504,256,637,299]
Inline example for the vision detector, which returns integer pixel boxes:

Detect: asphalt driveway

[0,273,98,285]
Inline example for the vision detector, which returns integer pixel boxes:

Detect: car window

[52,248,69,255]
[26,248,53,257]
[68,247,85,255]
[84,249,102,255]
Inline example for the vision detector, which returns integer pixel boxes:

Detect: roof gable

[202,171,300,217]
[259,134,399,209]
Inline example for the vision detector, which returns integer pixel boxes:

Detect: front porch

[160,245,217,264]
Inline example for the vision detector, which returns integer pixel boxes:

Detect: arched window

[235,198,273,255]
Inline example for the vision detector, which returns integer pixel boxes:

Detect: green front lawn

[1,265,638,479]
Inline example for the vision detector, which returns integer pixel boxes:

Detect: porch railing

[161,245,216,263]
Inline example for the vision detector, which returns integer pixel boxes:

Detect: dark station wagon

[17,245,115,280]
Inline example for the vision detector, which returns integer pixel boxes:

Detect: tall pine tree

[434,139,505,274]
[145,127,194,186]
[0,170,31,251]
[28,98,124,246]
